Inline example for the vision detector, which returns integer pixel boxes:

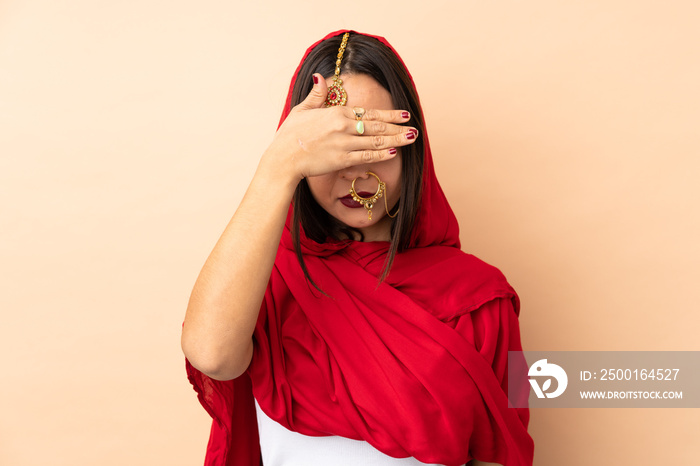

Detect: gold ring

[352,107,365,120]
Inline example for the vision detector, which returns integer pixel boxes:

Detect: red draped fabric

[186,30,534,466]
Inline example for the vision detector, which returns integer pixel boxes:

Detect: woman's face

[306,73,402,242]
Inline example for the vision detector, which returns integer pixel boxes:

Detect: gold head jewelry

[324,32,350,107]
[350,171,400,221]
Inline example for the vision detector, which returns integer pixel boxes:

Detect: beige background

[1,1,698,465]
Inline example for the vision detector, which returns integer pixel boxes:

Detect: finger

[345,108,411,124]
[297,73,328,110]
[345,147,399,166]
[344,128,419,151]
[351,120,417,137]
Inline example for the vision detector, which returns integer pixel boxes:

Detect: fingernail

[401,111,410,119]
[389,148,397,155]
[406,132,415,140]
[313,75,319,85]
[409,128,418,136]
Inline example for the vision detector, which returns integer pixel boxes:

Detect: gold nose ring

[349,171,399,221]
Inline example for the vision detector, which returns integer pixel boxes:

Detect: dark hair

[290,33,425,297]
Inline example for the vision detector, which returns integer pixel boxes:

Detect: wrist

[257,149,303,194]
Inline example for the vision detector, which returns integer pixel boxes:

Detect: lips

[339,191,373,208]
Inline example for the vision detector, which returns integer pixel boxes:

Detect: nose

[339,165,371,182]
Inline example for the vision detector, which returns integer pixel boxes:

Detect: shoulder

[398,246,511,286]
[392,246,519,319]
[445,249,517,313]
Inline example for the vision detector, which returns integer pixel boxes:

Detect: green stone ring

[356,120,365,135]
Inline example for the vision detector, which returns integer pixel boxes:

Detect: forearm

[181,154,300,380]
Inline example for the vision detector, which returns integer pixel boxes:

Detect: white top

[254,398,466,466]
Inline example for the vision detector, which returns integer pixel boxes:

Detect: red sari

[186,30,534,466]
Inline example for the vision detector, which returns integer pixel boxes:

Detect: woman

[182,30,534,466]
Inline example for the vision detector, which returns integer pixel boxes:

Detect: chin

[332,214,393,242]
[332,210,380,228]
